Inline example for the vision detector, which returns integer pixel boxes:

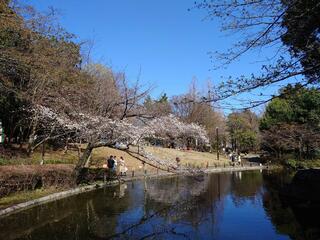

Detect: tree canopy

[227,110,259,153]
[194,0,320,107]
[260,84,320,160]
[0,1,213,172]
[260,84,320,130]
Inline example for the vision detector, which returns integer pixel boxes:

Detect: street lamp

[216,127,219,160]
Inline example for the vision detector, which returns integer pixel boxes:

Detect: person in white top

[119,156,128,176]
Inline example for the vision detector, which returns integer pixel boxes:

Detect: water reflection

[112,183,127,199]
[262,171,320,240]
[230,170,263,207]
[0,171,318,240]
[145,176,210,204]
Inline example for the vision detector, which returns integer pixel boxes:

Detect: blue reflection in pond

[0,170,318,240]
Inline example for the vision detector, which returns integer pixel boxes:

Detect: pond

[0,170,319,240]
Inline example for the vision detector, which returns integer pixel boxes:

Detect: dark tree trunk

[76,141,115,170]
[76,143,94,170]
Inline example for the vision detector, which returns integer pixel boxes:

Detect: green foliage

[284,159,298,169]
[260,98,293,130]
[285,159,320,170]
[0,188,60,209]
[261,85,320,162]
[238,130,257,151]
[143,94,172,117]
[260,84,320,130]
[0,157,9,166]
[291,88,320,126]
[157,93,168,103]
[227,110,259,152]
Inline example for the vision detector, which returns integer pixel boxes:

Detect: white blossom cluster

[34,105,143,144]
[33,105,211,171]
[34,107,209,146]
[34,105,81,130]
[147,114,209,145]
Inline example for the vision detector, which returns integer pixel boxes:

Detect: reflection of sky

[111,175,291,240]
[0,172,294,240]
[115,181,145,229]
[214,194,290,240]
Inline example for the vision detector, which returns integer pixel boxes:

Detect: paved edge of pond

[0,165,266,218]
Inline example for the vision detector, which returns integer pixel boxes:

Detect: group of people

[228,152,241,165]
[106,155,128,176]
[223,147,242,164]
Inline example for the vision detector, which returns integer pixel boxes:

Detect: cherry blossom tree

[32,106,209,172]
[148,114,209,147]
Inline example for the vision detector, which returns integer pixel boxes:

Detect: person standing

[107,155,114,169]
[238,154,242,165]
[119,156,128,176]
[107,155,115,179]
[113,156,118,173]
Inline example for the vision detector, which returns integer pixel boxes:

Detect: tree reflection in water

[262,171,320,240]
[230,171,264,207]
[0,183,133,240]
[1,171,318,240]
[104,174,232,239]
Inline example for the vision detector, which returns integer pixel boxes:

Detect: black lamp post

[216,127,219,160]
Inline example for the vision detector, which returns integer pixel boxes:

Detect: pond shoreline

[0,165,266,218]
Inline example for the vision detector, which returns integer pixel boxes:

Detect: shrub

[0,164,76,197]
[285,159,298,169]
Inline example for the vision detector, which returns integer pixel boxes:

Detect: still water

[0,170,319,240]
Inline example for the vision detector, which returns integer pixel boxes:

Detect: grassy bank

[145,146,228,167]
[285,159,320,170]
[0,187,61,210]
[0,146,230,208]
[0,149,79,165]
[1,145,229,170]
[91,146,229,169]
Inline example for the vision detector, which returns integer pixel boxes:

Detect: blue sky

[26,0,285,113]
